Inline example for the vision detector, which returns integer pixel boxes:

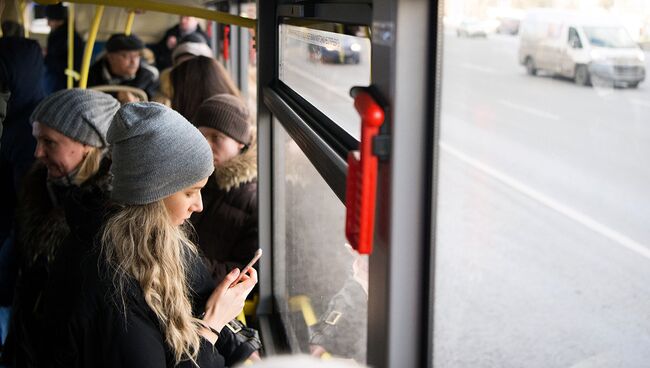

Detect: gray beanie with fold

[108,102,214,205]
[31,88,120,147]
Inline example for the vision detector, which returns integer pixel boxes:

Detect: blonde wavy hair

[101,201,202,364]
[74,146,104,185]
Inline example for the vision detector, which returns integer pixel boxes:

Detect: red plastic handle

[345,91,385,254]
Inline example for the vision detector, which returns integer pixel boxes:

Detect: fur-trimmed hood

[212,142,257,192]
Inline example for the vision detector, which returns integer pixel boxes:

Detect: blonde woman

[4,89,120,367]
[44,102,256,368]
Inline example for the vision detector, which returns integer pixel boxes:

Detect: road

[435,33,650,367]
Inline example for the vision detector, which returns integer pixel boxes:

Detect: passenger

[1,21,25,38]
[0,38,45,327]
[153,34,213,106]
[1,89,119,367]
[0,35,45,243]
[87,33,159,103]
[170,55,239,120]
[153,15,211,70]
[44,102,257,367]
[43,3,85,92]
[172,33,213,65]
[190,94,258,283]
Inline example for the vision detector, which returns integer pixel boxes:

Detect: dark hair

[170,56,240,120]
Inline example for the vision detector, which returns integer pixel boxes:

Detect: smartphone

[230,249,262,287]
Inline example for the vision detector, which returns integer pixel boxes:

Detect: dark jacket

[43,230,245,367]
[87,57,159,99]
[190,145,258,283]
[44,22,84,92]
[1,158,112,367]
[153,24,211,70]
[0,37,45,245]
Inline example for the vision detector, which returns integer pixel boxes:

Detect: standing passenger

[43,3,84,92]
[190,94,258,283]
[153,16,211,70]
[45,102,257,367]
[1,89,119,368]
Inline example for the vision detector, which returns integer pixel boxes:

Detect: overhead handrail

[35,0,256,29]
[78,5,104,89]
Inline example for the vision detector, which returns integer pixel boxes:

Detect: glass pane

[272,120,368,363]
[435,2,650,367]
[278,23,371,140]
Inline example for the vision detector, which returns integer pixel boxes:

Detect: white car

[457,20,491,38]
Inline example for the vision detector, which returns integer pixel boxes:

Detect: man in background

[87,33,159,103]
[153,16,210,70]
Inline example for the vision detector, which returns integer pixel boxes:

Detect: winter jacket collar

[212,143,257,192]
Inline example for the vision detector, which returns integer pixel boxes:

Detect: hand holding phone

[230,249,262,287]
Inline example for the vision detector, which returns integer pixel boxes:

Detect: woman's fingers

[215,268,240,295]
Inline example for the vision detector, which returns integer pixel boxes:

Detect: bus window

[272,119,367,363]
[435,1,650,366]
[278,23,371,140]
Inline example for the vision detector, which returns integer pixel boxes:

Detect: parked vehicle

[518,9,646,88]
[308,38,361,64]
[457,19,491,38]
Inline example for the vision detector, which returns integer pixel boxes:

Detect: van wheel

[525,57,537,76]
[628,82,639,88]
[574,65,590,86]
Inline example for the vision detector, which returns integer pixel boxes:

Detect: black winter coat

[3,158,112,368]
[153,24,211,70]
[42,227,247,368]
[190,145,258,283]
[0,37,45,246]
[87,57,159,99]
[40,186,253,367]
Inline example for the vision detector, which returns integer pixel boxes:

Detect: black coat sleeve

[112,303,227,368]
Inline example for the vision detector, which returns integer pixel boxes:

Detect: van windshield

[583,26,637,48]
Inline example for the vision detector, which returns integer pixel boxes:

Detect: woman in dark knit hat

[3,89,120,367]
[190,94,258,284]
[42,102,257,368]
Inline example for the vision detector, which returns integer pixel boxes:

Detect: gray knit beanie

[108,102,214,205]
[31,89,120,148]
[192,94,251,145]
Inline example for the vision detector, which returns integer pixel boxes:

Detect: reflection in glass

[279,24,371,140]
[273,122,368,363]
[435,1,650,367]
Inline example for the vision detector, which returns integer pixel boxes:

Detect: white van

[518,9,646,88]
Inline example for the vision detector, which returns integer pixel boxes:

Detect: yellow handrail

[67,3,76,89]
[20,0,30,38]
[124,10,135,35]
[35,0,256,29]
[78,5,104,89]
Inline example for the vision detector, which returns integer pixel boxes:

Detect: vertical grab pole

[66,3,75,89]
[124,10,135,35]
[79,5,104,89]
